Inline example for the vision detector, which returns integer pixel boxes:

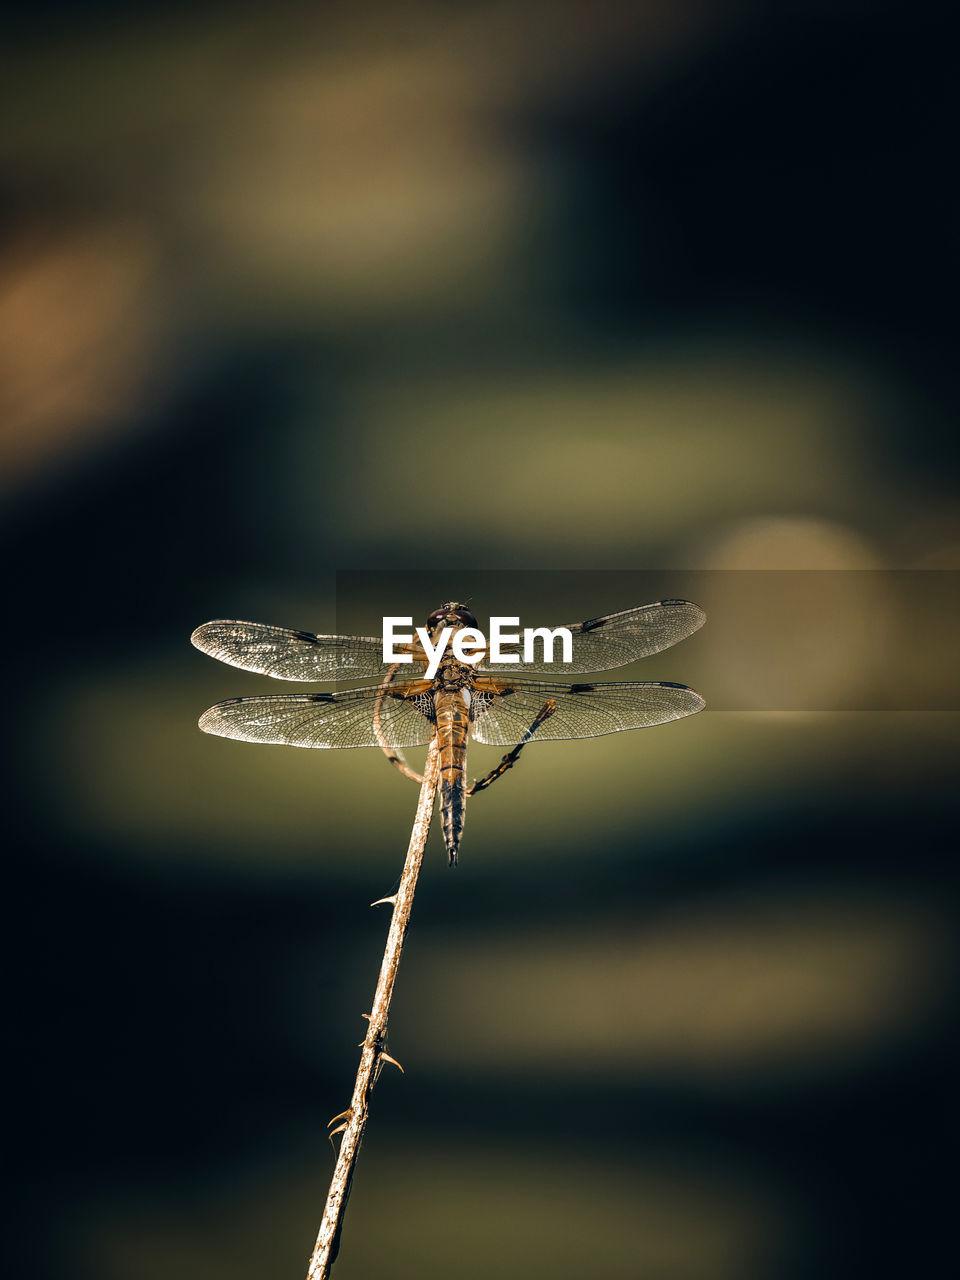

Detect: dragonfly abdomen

[435,690,470,866]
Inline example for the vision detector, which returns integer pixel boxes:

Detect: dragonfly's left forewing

[479,599,706,675]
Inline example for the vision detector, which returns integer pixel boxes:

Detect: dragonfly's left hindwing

[469,679,704,746]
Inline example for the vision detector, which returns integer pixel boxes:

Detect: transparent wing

[198,681,435,749]
[470,678,705,746]
[479,599,705,674]
[191,619,424,682]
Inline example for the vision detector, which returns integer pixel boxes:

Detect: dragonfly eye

[451,605,479,628]
[427,602,478,630]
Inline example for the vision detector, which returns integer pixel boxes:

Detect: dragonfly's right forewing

[191,619,406,682]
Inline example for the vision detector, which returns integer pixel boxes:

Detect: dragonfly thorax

[435,658,479,692]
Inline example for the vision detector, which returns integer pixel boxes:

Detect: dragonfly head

[427,601,479,633]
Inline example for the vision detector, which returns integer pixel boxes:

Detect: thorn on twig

[327,1108,353,1129]
[370,894,398,907]
[360,1012,371,1020]
[328,1122,349,1146]
[379,1051,404,1074]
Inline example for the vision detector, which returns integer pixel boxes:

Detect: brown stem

[304,737,441,1279]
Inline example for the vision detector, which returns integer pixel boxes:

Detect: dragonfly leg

[380,747,423,785]
[374,662,424,784]
[469,699,557,795]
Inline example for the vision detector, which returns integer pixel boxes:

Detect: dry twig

[304,737,441,1279]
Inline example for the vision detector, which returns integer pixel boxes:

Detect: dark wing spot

[580,616,607,632]
[293,629,321,643]
[308,693,337,702]
[569,683,596,693]
[656,681,688,689]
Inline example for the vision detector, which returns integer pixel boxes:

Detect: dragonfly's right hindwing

[198,682,435,749]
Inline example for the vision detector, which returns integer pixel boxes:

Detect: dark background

[2,3,958,1278]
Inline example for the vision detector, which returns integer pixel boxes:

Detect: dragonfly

[191,600,706,864]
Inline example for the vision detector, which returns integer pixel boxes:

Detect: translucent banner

[332,570,960,711]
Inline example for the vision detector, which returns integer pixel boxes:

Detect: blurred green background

[2,2,958,1278]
